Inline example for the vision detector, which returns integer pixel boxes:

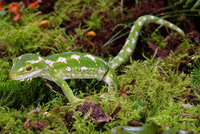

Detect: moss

[1,56,200,133]
[0,5,75,57]
[0,59,66,109]
[116,58,199,132]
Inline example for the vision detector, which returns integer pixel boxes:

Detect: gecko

[9,15,185,104]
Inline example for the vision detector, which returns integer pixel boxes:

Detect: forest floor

[0,0,200,133]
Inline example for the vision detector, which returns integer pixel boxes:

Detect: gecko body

[9,15,185,104]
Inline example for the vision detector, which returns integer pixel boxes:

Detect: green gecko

[9,15,185,104]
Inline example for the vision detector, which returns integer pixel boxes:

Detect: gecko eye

[26,66,32,71]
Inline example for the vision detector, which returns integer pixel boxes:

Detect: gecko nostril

[8,73,15,80]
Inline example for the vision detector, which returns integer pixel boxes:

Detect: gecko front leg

[103,70,119,91]
[51,76,84,104]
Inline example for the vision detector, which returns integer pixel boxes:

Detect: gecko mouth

[9,69,42,80]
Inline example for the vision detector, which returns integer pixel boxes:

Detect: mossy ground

[0,0,200,133]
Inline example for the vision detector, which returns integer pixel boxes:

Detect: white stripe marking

[45,60,55,67]
[18,56,22,59]
[119,50,124,53]
[131,26,135,33]
[177,28,183,33]
[135,31,139,36]
[132,38,136,44]
[169,22,173,27]
[85,54,96,62]
[81,66,88,71]
[158,19,163,24]
[127,47,131,52]
[66,66,71,72]
[125,40,130,45]
[26,57,43,64]
[71,54,80,61]
[13,69,42,80]
[100,59,107,65]
[57,57,67,63]
[111,63,118,69]
[84,74,90,77]
[18,67,24,72]
[143,17,146,21]
[63,76,70,79]
[118,57,123,61]
[138,21,142,26]
[151,16,155,20]
[98,68,105,74]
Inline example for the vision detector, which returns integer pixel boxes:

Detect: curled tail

[108,15,185,70]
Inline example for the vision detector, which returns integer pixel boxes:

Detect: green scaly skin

[9,15,185,104]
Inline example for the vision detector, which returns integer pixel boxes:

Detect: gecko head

[9,53,45,81]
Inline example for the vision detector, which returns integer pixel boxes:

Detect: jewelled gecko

[9,15,185,104]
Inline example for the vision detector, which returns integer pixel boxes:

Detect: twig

[173,112,199,117]
[180,113,199,117]
[44,80,65,97]
[111,104,122,118]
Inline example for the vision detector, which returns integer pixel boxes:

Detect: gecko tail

[108,15,185,70]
